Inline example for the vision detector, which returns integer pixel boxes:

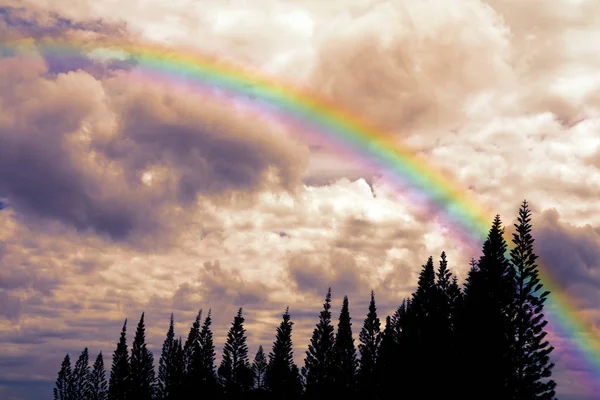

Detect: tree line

[54,200,557,399]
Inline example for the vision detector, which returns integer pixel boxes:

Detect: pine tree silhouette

[130,312,156,399]
[376,316,399,399]
[510,200,556,399]
[108,319,130,400]
[463,215,516,400]
[413,256,437,324]
[357,290,381,396]
[183,309,202,378]
[54,354,73,400]
[170,337,185,398]
[405,257,438,394]
[302,288,336,400]
[332,295,357,396]
[266,307,302,399]
[189,309,219,396]
[158,314,181,399]
[433,252,453,339]
[72,348,91,399]
[251,345,268,391]
[390,299,408,345]
[89,352,108,400]
[218,308,253,397]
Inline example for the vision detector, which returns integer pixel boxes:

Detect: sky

[0,0,599,399]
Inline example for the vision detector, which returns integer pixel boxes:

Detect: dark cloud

[0,53,307,245]
[534,209,600,305]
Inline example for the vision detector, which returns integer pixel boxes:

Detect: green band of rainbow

[2,38,598,393]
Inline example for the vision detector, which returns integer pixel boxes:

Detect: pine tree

[183,309,202,376]
[218,308,253,397]
[251,345,268,390]
[390,299,408,344]
[413,256,437,325]
[376,316,399,398]
[463,215,516,400]
[357,290,381,395]
[463,258,479,296]
[332,296,357,395]
[433,252,453,339]
[431,252,458,398]
[54,354,73,400]
[190,309,218,395]
[169,338,185,398]
[109,319,130,400]
[88,352,108,400]
[405,257,438,394]
[510,200,556,399]
[130,312,156,400]
[266,307,302,398]
[302,288,336,399]
[72,348,91,399]
[158,314,181,399]
[393,298,415,393]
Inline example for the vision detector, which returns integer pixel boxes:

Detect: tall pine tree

[266,307,302,398]
[72,348,91,399]
[357,290,381,396]
[218,308,253,397]
[130,312,156,399]
[170,338,185,398]
[109,319,130,400]
[376,316,400,399]
[54,354,73,400]
[463,215,516,400]
[157,314,182,399]
[510,200,556,399]
[431,252,459,398]
[190,309,218,395]
[333,295,357,396]
[89,352,108,400]
[251,345,268,391]
[183,309,202,377]
[302,288,336,400]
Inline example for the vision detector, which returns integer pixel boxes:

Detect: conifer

[88,352,108,400]
[72,348,91,399]
[54,354,73,400]
[218,308,253,396]
[333,296,357,395]
[510,200,556,399]
[266,307,301,398]
[357,291,381,395]
[251,345,268,390]
[130,312,156,399]
[302,288,336,399]
[108,319,130,400]
[157,314,177,399]
[183,309,202,376]
[463,215,516,400]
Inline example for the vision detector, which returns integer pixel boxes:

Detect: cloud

[534,209,600,310]
[0,37,309,245]
[310,0,513,133]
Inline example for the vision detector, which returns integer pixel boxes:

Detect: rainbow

[2,38,599,393]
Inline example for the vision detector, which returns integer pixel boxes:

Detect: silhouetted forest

[53,201,558,400]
